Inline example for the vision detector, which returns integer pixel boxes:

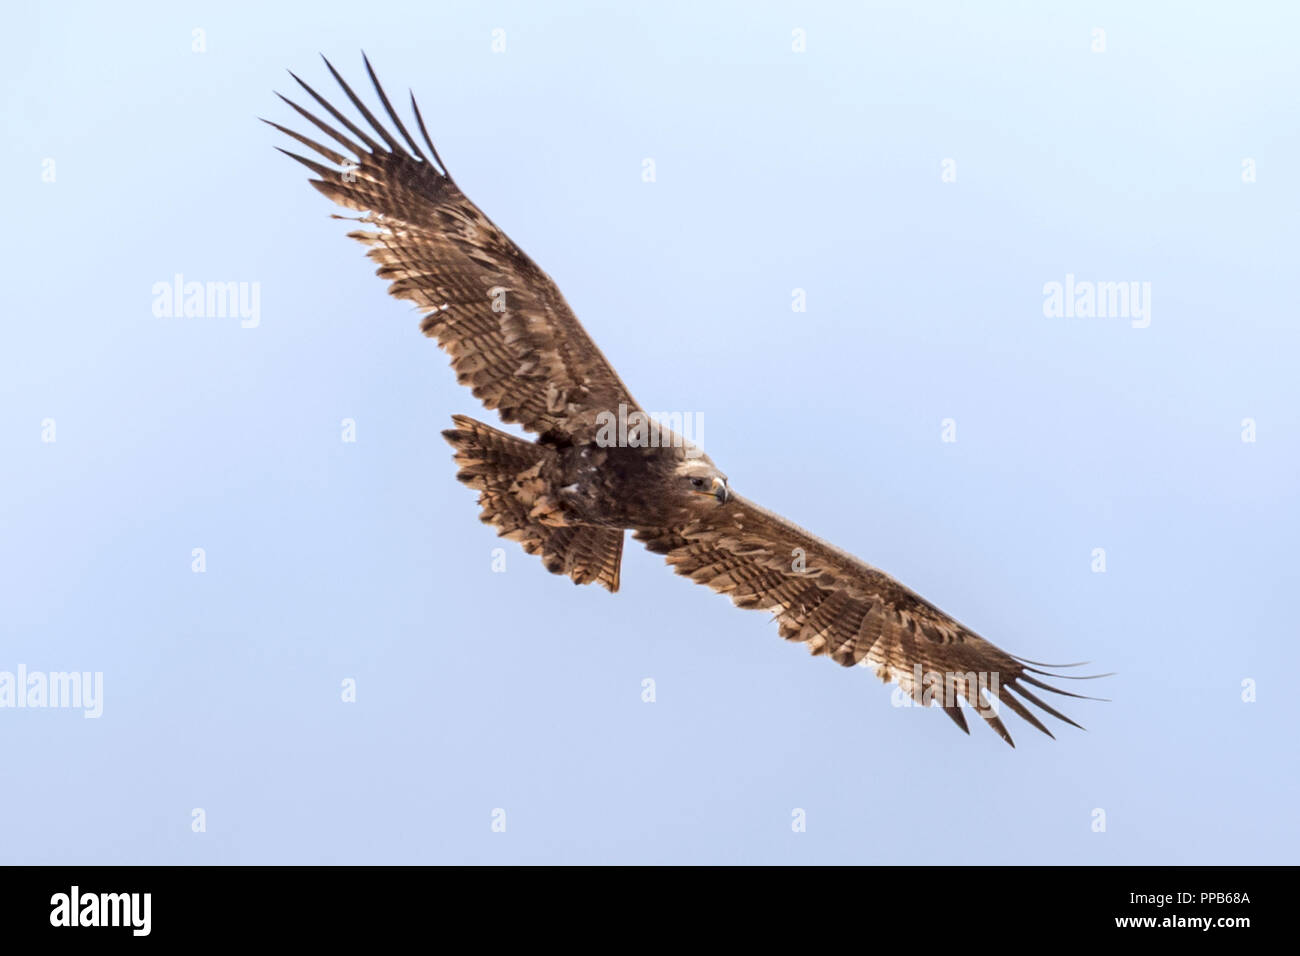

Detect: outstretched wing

[635,495,1104,746]
[266,54,638,438]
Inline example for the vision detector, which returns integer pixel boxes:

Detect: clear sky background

[2,1,1297,864]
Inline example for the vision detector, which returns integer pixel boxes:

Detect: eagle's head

[673,458,731,506]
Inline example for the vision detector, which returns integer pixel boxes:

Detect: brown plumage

[269,54,1107,746]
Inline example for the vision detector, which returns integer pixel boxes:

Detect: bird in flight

[267,55,1105,747]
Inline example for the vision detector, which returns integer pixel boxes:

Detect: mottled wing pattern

[266,55,638,438]
[635,495,1100,746]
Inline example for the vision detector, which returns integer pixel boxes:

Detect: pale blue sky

[2,1,1297,864]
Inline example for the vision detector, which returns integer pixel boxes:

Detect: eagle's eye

[690,477,706,489]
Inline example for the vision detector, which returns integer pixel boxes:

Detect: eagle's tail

[441,415,624,592]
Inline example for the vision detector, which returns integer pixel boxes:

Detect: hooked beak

[711,476,731,503]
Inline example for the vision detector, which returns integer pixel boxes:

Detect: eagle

[267,55,1105,747]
